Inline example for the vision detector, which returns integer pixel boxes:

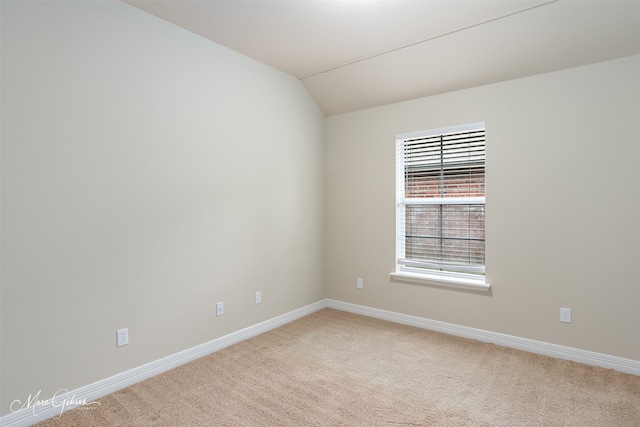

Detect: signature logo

[10,389,101,419]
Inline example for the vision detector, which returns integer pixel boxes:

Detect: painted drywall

[0,0,324,416]
[325,54,640,361]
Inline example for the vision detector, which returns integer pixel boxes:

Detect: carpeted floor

[36,309,640,426]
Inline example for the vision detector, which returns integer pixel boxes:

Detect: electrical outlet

[560,307,572,323]
[216,301,224,317]
[255,291,262,304]
[357,278,363,289]
[116,328,129,347]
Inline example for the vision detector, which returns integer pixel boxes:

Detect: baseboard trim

[1,300,328,427]
[5,298,637,426]
[327,299,640,376]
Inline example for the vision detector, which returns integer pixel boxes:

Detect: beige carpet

[36,309,640,426]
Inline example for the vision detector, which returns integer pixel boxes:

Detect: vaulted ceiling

[124,0,640,116]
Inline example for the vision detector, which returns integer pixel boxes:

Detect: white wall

[1,0,325,415]
[325,54,640,361]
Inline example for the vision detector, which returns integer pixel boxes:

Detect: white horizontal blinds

[397,123,485,275]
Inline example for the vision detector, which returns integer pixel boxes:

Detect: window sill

[389,271,491,292]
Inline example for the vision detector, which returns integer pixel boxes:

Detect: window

[392,122,489,290]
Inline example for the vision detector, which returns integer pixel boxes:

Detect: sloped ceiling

[124,0,640,116]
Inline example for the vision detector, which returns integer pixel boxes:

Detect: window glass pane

[405,205,439,260]
[405,204,484,268]
[441,204,485,266]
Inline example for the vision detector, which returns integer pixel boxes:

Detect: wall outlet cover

[560,307,572,323]
[116,328,129,347]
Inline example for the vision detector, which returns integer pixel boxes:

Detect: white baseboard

[4,298,637,426]
[0,300,328,427]
[327,299,640,376]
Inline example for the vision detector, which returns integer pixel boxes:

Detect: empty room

[1,0,639,426]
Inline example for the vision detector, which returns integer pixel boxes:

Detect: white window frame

[390,122,490,291]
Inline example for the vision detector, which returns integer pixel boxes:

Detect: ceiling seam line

[297,0,559,80]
